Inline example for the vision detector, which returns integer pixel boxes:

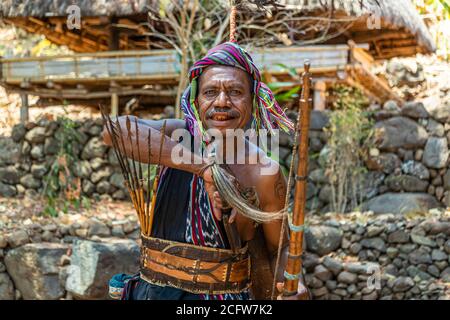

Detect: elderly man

[103,42,308,300]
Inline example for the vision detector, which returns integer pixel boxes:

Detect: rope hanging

[229,2,237,42]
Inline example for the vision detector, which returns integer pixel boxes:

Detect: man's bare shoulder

[244,140,284,187]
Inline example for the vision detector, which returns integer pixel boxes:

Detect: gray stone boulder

[337,271,358,284]
[11,123,27,142]
[423,98,450,123]
[82,180,96,196]
[0,166,20,184]
[44,137,59,155]
[408,248,432,264]
[444,169,450,190]
[366,153,401,174]
[305,226,343,256]
[96,181,112,194]
[422,137,449,169]
[360,237,387,252]
[90,157,108,171]
[322,256,343,276]
[387,230,409,243]
[310,111,329,130]
[385,175,428,192]
[400,101,429,119]
[86,219,111,238]
[73,161,92,179]
[401,160,430,180]
[65,239,139,299]
[0,182,17,197]
[6,230,29,248]
[91,166,112,184]
[4,243,69,300]
[0,137,21,166]
[362,193,442,214]
[31,163,48,179]
[25,126,47,144]
[392,277,414,293]
[107,148,120,167]
[30,144,44,159]
[426,119,445,137]
[374,117,428,151]
[19,174,41,189]
[81,137,107,160]
[109,173,125,189]
[357,171,385,200]
[0,273,15,300]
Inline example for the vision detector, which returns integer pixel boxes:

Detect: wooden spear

[282,61,312,299]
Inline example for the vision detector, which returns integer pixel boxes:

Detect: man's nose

[215,91,229,108]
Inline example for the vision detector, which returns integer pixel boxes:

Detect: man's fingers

[276,282,284,293]
[276,282,284,300]
[213,205,222,221]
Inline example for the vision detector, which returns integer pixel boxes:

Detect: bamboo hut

[0,0,435,58]
[0,0,436,120]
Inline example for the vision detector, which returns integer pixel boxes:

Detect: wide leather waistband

[139,234,251,295]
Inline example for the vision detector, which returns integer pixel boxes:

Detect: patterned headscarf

[180,42,294,138]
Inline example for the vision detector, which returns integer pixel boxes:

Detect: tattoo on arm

[274,172,287,204]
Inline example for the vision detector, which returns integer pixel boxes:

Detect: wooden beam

[20,93,29,123]
[111,92,119,116]
[313,81,327,111]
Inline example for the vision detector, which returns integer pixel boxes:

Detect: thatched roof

[278,0,435,53]
[0,0,149,17]
[0,0,435,58]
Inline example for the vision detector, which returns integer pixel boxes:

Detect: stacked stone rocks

[0,107,174,201]
[0,212,140,300]
[302,210,449,300]
[1,209,448,300]
[0,117,130,200]
[366,100,449,211]
[277,98,449,214]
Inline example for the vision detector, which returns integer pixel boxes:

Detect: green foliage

[323,85,374,213]
[41,116,89,216]
[264,63,301,103]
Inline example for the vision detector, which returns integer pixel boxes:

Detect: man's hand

[202,167,238,222]
[276,281,310,300]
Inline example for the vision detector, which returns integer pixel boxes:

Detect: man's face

[197,65,252,135]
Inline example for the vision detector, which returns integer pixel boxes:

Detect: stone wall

[278,99,450,214]
[0,212,141,300]
[1,98,448,213]
[303,210,449,300]
[0,95,450,213]
[0,209,448,300]
[0,117,129,201]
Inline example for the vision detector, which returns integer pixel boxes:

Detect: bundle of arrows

[100,106,166,237]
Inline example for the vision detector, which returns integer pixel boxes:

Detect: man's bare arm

[102,116,185,145]
[102,116,208,177]
[255,163,290,282]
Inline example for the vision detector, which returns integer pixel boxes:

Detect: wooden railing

[0,44,369,84]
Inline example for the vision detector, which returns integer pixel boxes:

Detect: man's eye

[230,89,241,96]
[204,90,217,96]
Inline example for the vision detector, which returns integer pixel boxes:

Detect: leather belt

[140,235,251,295]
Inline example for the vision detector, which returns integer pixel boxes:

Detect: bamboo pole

[282,61,312,298]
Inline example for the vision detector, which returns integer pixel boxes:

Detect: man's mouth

[209,112,238,122]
